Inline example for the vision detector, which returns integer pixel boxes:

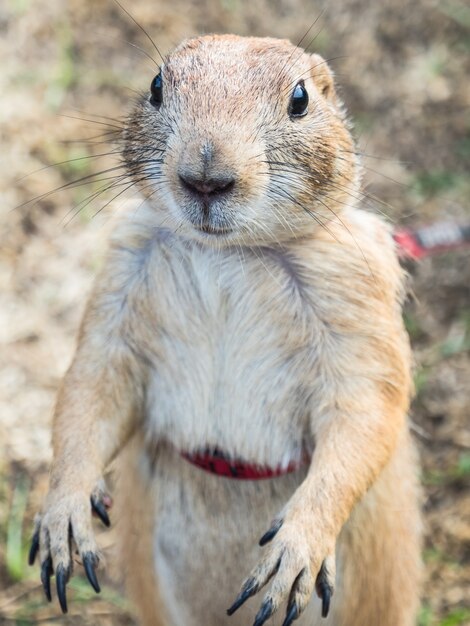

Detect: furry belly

[149,445,326,626]
[144,338,315,472]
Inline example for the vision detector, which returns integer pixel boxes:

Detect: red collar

[181,448,303,480]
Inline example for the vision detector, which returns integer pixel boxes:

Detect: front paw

[28,481,112,613]
[228,517,335,626]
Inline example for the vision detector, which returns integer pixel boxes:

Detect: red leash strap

[181,448,302,480]
[394,222,470,260]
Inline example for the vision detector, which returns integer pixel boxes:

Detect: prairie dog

[30,35,422,626]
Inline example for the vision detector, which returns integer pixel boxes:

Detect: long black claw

[40,556,53,602]
[253,598,274,626]
[83,552,101,593]
[91,497,110,528]
[316,561,333,618]
[56,565,69,614]
[227,578,258,615]
[259,519,283,546]
[282,602,299,626]
[319,584,331,618]
[28,530,40,566]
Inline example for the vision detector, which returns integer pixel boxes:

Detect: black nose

[178,171,235,197]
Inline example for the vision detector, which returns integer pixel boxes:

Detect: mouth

[193,223,234,237]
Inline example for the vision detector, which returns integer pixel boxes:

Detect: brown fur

[32,35,421,626]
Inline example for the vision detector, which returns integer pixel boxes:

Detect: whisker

[59,114,125,130]
[60,175,131,224]
[94,31,160,69]
[282,56,347,96]
[16,150,124,182]
[273,10,326,86]
[84,179,145,226]
[67,108,127,125]
[268,182,341,245]
[339,147,410,165]
[302,187,378,284]
[14,165,128,211]
[112,0,165,64]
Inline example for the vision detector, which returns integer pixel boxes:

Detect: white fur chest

[132,228,322,469]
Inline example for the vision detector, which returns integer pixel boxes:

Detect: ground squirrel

[30,34,422,626]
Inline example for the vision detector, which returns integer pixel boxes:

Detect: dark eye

[150,72,163,107]
[289,82,308,118]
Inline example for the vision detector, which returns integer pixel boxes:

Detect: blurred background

[0,0,469,624]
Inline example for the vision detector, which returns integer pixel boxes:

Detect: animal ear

[309,53,336,102]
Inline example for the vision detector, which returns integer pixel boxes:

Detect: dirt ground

[0,0,469,624]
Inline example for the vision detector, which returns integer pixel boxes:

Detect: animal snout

[178,170,235,198]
